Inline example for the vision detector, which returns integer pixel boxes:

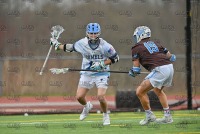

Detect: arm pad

[163,48,169,54]
[63,44,74,52]
[109,53,119,64]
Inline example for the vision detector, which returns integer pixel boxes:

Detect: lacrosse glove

[88,61,106,71]
[170,54,176,62]
[50,38,61,51]
[129,67,141,77]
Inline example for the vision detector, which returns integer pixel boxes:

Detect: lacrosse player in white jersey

[50,23,119,125]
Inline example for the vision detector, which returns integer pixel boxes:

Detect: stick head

[39,72,43,75]
[51,25,64,40]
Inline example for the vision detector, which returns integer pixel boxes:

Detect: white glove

[50,38,61,51]
[49,68,68,74]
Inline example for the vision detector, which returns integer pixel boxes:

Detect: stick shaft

[40,46,53,75]
[68,68,148,74]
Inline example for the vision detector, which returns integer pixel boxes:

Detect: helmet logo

[133,26,151,44]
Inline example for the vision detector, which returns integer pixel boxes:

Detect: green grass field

[0,110,199,134]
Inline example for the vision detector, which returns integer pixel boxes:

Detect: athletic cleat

[139,113,156,125]
[103,113,110,125]
[155,115,173,124]
[79,101,93,121]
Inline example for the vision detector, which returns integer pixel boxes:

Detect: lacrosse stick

[49,68,149,74]
[39,25,64,75]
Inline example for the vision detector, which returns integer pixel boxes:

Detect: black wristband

[63,44,67,52]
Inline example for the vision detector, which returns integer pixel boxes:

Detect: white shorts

[78,75,109,89]
[145,64,174,89]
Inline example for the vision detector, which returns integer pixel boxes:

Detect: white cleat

[139,113,156,125]
[155,115,173,124]
[80,101,93,121]
[103,113,110,125]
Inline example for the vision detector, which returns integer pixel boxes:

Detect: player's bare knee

[76,95,84,101]
[136,88,147,98]
[136,89,143,98]
[97,95,106,102]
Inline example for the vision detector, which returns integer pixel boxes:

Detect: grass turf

[0,110,199,134]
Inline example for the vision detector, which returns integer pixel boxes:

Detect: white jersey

[73,37,117,76]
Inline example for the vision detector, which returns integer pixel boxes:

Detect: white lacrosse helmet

[133,26,151,44]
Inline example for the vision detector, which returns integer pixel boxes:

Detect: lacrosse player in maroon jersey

[129,26,176,125]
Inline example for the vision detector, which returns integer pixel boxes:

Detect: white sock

[145,109,153,117]
[163,107,170,116]
[83,102,88,107]
[103,112,109,117]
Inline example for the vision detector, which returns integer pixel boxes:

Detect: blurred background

[0,0,199,114]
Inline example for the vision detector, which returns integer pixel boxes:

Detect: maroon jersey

[131,39,171,71]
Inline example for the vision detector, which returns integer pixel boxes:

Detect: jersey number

[144,41,159,54]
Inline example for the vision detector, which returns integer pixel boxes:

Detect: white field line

[0,101,115,107]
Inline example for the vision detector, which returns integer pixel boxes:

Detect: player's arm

[89,53,119,71]
[104,48,120,66]
[108,53,119,65]
[104,59,112,65]
[133,58,140,67]
[162,47,176,62]
[103,52,120,66]
[89,44,119,71]
[59,43,74,52]
[129,58,141,77]
[50,38,75,52]
[129,48,141,77]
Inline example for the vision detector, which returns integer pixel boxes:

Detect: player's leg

[77,75,94,121]
[97,88,110,125]
[97,88,108,113]
[152,64,174,124]
[96,75,110,125]
[153,87,168,108]
[136,79,156,125]
[136,80,153,110]
[76,87,89,105]
[76,87,93,121]
[153,87,173,124]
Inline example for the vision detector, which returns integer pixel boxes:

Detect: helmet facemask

[86,32,101,44]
